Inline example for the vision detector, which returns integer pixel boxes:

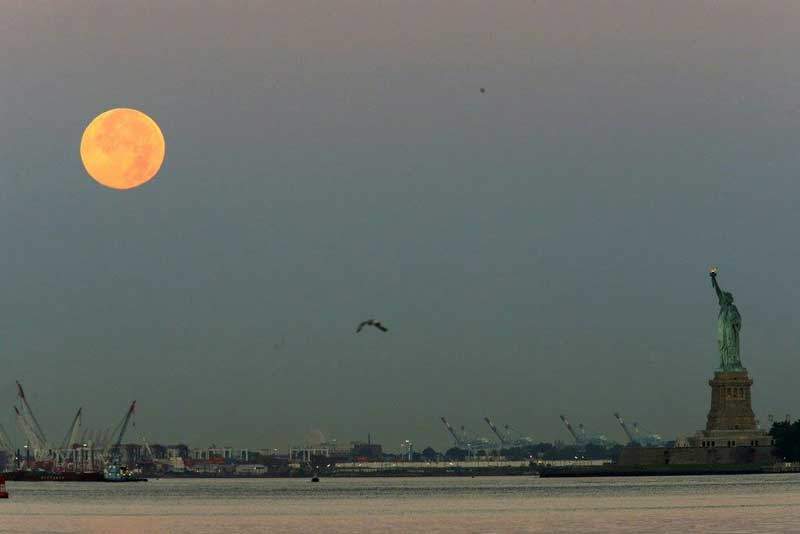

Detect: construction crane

[560,415,581,444]
[484,417,511,447]
[613,412,636,444]
[440,417,467,448]
[485,418,535,448]
[14,406,44,455]
[106,401,136,464]
[502,423,536,447]
[15,381,48,453]
[632,422,664,447]
[441,417,496,453]
[52,408,83,468]
[579,422,613,448]
[141,434,155,462]
[61,408,83,450]
[458,424,496,452]
[615,413,664,447]
[561,415,614,449]
[14,406,34,463]
[0,424,14,452]
[577,423,588,444]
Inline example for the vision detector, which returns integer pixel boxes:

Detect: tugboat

[101,400,146,482]
[102,463,146,482]
[0,475,9,498]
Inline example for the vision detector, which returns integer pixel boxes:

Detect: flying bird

[480,87,486,93]
[356,319,388,333]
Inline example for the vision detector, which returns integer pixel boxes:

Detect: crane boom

[61,408,83,450]
[16,381,48,448]
[0,424,13,451]
[631,421,663,447]
[559,415,580,443]
[440,417,464,446]
[15,406,43,451]
[483,417,509,446]
[142,434,155,462]
[613,412,635,443]
[107,401,136,460]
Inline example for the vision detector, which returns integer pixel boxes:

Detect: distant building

[191,447,253,462]
[351,441,383,461]
[149,444,190,460]
[673,436,691,448]
[289,442,351,463]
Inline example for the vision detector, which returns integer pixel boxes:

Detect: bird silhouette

[356,319,388,333]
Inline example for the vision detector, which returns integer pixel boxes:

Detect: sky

[1,0,800,451]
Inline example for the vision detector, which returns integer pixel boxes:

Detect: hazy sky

[2,1,800,451]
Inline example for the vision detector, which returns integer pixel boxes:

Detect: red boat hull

[5,471,103,482]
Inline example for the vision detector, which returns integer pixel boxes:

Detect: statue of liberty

[709,268,743,371]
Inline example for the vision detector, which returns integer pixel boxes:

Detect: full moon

[80,108,165,190]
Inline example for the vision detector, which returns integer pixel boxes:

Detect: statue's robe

[717,303,742,370]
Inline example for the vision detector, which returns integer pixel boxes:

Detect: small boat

[0,475,9,498]
[102,464,147,482]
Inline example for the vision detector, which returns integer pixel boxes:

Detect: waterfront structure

[190,446,253,462]
[352,441,383,461]
[289,442,356,463]
[619,270,775,467]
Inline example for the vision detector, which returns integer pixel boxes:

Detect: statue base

[619,365,776,467]
[705,369,757,431]
[680,368,773,457]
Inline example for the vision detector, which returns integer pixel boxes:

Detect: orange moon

[80,108,165,190]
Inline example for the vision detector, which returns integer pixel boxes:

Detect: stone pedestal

[686,368,772,452]
[706,370,756,431]
[618,365,776,467]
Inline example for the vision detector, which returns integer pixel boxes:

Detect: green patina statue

[709,268,743,371]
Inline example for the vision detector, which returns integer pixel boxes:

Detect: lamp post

[401,440,413,462]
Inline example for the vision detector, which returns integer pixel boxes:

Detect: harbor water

[1,474,800,532]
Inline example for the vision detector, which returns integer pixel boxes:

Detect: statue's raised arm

[710,268,724,305]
